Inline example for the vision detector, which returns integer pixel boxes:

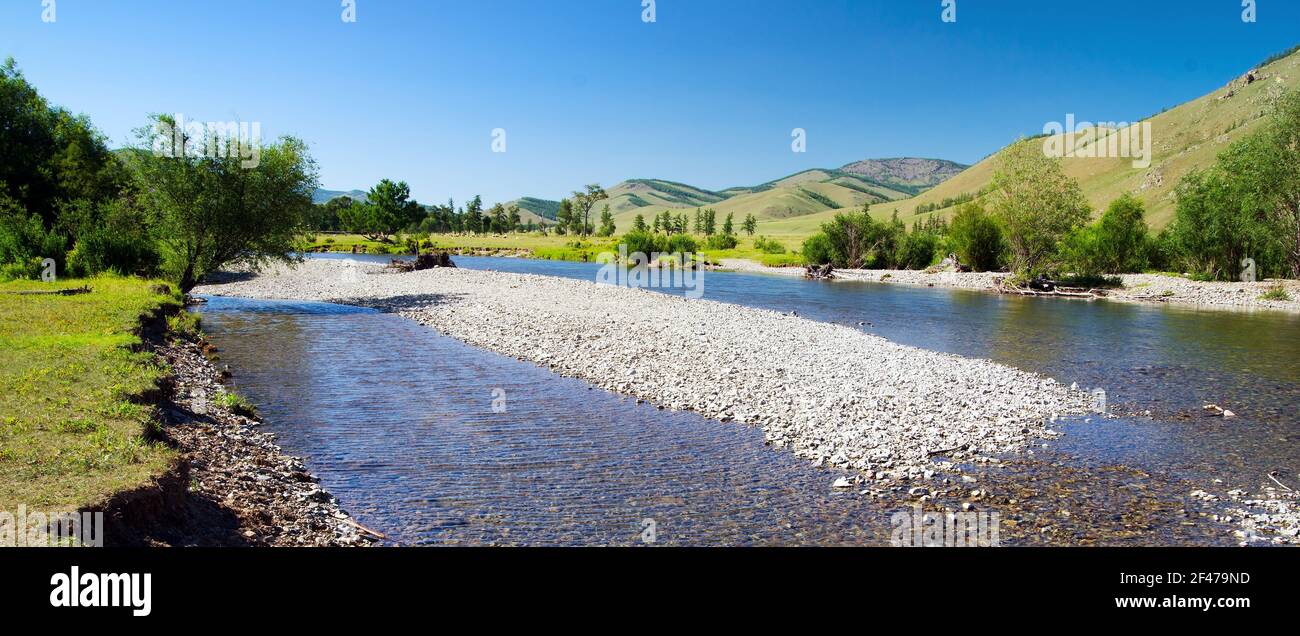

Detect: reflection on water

[197,296,899,546]
[198,255,1299,545]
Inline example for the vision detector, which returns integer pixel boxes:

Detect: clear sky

[1,0,1296,205]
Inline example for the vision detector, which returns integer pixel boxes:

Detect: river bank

[718,259,1300,313]
[140,320,372,546]
[196,259,1092,485]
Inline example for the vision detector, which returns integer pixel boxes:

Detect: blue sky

[1,0,1296,205]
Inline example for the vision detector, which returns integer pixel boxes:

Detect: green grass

[1260,285,1292,301]
[0,276,179,511]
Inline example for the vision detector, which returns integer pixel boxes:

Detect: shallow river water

[193,254,1300,545]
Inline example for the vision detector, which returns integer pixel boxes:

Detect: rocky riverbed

[196,259,1093,484]
[718,260,1300,313]
[138,320,372,546]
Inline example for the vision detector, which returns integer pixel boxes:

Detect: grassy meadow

[0,277,179,511]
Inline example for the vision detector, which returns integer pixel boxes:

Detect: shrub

[801,232,833,265]
[1260,285,1291,301]
[705,233,738,250]
[619,230,660,257]
[753,236,786,254]
[66,225,160,277]
[948,203,1006,272]
[664,233,699,255]
[894,231,940,270]
[1061,193,1151,276]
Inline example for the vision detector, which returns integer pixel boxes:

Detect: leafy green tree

[801,232,833,265]
[1062,193,1150,275]
[554,198,572,236]
[632,213,648,233]
[948,202,1007,272]
[571,184,608,237]
[464,195,484,234]
[597,204,616,237]
[1205,89,1300,277]
[723,212,735,236]
[508,204,522,233]
[365,179,424,239]
[742,213,757,236]
[702,208,717,236]
[129,115,318,291]
[488,203,507,234]
[989,139,1091,276]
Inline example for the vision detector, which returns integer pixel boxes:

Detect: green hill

[850,46,1300,232]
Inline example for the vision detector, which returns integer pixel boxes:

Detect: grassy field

[0,276,179,511]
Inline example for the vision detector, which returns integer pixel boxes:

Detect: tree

[507,204,522,233]
[693,208,703,234]
[948,202,1006,272]
[1062,193,1151,275]
[723,212,735,236]
[363,179,424,239]
[597,204,616,237]
[989,139,1091,276]
[702,208,717,236]
[488,203,507,234]
[129,115,318,291]
[1210,89,1300,277]
[742,213,757,236]
[632,213,648,233]
[464,195,484,234]
[571,184,608,237]
[554,198,573,236]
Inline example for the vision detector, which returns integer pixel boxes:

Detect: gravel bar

[718,259,1300,313]
[195,259,1091,482]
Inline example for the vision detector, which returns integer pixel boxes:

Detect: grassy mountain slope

[312,188,368,204]
[603,162,952,232]
[855,47,1300,232]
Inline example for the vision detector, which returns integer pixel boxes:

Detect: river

[192,254,1300,545]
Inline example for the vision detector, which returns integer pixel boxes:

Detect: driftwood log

[997,277,1108,299]
[1,286,92,296]
[805,263,835,280]
[390,250,456,273]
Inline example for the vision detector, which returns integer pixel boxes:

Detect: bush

[753,236,786,254]
[0,256,43,281]
[0,198,66,272]
[1260,285,1291,301]
[705,233,738,250]
[664,233,699,255]
[66,226,160,277]
[948,203,1006,272]
[801,232,833,265]
[619,230,660,257]
[894,232,940,270]
[1061,193,1151,276]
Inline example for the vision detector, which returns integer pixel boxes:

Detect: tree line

[0,58,316,291]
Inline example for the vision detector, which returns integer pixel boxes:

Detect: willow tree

[989,139,1091,276]
[129,115,318,291]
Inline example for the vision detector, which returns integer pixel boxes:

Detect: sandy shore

[195,260,1091,484]
[718,259,1300,313]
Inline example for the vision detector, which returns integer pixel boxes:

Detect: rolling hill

[808,45,1300,234]
[312,188,369,205]
[573,159,968,233]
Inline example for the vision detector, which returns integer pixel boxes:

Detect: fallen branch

[1267,472,1296,493]
[0,286,91,296]
[344,517,388,540]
